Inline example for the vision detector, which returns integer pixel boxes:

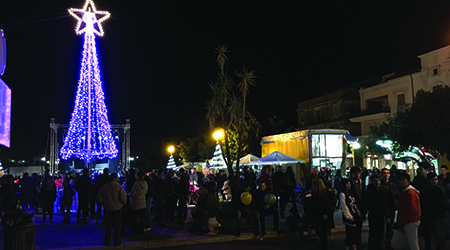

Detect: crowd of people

[317,165,450,250]
[0,163,449,249]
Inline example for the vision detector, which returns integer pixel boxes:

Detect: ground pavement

[0,206,362,250]
[1,206,449,250]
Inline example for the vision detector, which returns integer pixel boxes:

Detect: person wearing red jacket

[396,172,421,250]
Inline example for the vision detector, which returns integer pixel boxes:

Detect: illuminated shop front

[261,129,357,177]
[368,140,440,177]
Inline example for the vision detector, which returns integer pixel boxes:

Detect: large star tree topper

[68,0,110,37]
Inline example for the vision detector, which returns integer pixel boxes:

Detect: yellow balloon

[0,170,3,178]
[240,191,252,206]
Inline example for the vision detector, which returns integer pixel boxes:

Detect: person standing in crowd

[0,174,18,213]
[176,168,189,223]
[95,168,110,223]
[128,171,148,235]
[61,177,75,223]
[216,169,228,200]
[380,168,399,249]
[251,181,271,240]
[396,172,421,250]
[308,178,336,250]
[340,178,362,250]
[74,168,93,224]
[31,173,41,212]
[189,168,199,185]
[18,172,38,210]
[364,174,389,250]
[421,172,448,250]
[281,166,297,216]
[412,165,429,194]
[97,173,127,247]
[271,165,285,216]
[256,166,273,191]
[243,166,257,191]
[143,172,153,231]
[306,167,320,191]
[164,169,178,224]
[438,165,450,240]
[41,176,57,225]
[349,167,364,213]
[90,172,99,219]
[439,165,450,191]
[152,168,165,226]
[389,165,400,190]
[334,169,343,209]
[349,166,365,249]
[125,168,137,193]
[203,168,216,193]
[190,187,222,235]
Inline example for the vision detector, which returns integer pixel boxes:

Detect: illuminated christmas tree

[60,0,118,163]
[166,155,176,169]
[211,144,225,168]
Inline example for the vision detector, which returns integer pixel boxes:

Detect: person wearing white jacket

[128,171,148,235]
[340,178,362,250]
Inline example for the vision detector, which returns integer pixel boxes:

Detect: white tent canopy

[236,154,260,166]
[257,151,305,165]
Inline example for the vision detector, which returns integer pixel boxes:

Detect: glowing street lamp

[167,145,175,155]
[213,129,224,142]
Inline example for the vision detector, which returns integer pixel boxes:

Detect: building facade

[296,88,362,136]
[350,45,450,169]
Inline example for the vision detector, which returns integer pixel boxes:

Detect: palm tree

[234,67,257,175]
[215,44,229,77]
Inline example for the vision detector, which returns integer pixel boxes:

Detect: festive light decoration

[211,144,226,168]
[166,155,177,169]
[68,0,110,37]
[60,0,118,163]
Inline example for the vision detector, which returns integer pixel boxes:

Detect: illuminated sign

[0,78,11,148]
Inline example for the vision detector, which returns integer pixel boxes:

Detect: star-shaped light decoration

[69,0,110,37]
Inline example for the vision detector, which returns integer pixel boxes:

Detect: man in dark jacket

[365,174,389,250]
[438,165,450,240]
[18,172,38,210]
[381,168,399,249]
[271,165,285,216]
[74,168,93,224]
[176,168,189,223]
[251,181,272,240]
[421,172,448,250]
[41,176,57,225]
[152,168,165,226]
[95,168,110,223]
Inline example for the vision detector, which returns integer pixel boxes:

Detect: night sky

[1,1,450,160]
